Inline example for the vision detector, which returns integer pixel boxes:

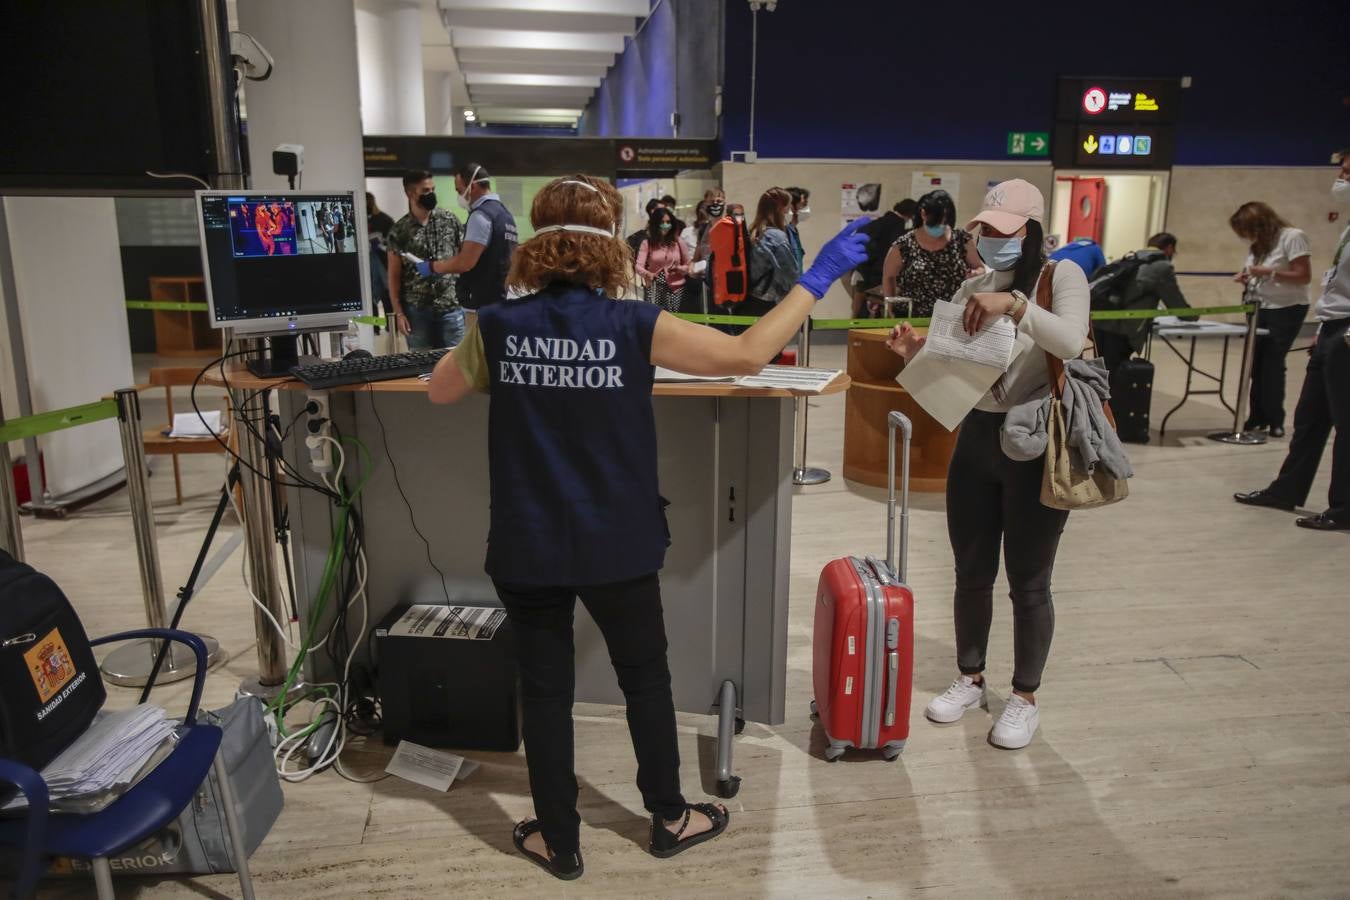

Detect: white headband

[559,179,599,192]
[534,224,616,238]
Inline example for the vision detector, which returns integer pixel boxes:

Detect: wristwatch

[1009,290,1028,316]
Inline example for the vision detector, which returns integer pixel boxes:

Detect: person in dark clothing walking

[1094,232,1194,377]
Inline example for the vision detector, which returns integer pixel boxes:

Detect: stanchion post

[230,347,293,696]
[792,317,831,486]
[1208,304,1267,446]
[101,389,222,687]
[386,310,403,354]
[0,409,21,561]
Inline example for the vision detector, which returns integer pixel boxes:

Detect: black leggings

[1249,304,1308,429]
[493,573,686,854]
[946,410,1069,694]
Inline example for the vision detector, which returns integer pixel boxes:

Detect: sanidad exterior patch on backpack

[0,550,106,772]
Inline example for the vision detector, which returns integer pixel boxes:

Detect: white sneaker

[925,675,987,724]
[989,694,1040,749]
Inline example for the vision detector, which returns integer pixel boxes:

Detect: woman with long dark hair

[881,189,983,317]
[636,206,689,311]
[427,176,870,879]
[1230,201,1312,437]
[745,187,799,316]
[886,180,1090,751]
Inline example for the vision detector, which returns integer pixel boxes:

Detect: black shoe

[512,820,584,881]
[1295,513,1350,531]
[1269,426,1286,438]
[649,802,730,859]
[1233,489,1295,511]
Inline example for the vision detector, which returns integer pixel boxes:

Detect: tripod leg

[138,464,241,704]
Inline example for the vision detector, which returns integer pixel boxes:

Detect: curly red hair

[507,175,634,297]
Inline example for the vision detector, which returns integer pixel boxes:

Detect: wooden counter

[843,328,958,492]
[207,363,850,399]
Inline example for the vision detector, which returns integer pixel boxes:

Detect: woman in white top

[886,179,1090,750]
[1230,202,1312,437]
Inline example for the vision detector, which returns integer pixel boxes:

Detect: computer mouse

[343,348,373,360]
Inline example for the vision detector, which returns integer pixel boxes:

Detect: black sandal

[649,802,730,859]
[512,819,584,881]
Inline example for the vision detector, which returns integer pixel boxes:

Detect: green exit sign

[1007,131,1049,157]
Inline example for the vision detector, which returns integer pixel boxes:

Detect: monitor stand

[246,335,301,378]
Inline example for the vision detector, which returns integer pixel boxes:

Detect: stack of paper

[923,300,1018,370]
[735,365,841,394]
[3,706,177,811]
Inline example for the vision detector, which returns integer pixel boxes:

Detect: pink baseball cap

[967,179,1044,234]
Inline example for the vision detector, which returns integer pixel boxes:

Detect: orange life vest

[707,216,749,305]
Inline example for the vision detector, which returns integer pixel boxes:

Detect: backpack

[0,550,106,772]
[1088,253,1147,310]
[708,216,749,305]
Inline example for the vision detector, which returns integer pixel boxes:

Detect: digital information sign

[1053,77,1180,169]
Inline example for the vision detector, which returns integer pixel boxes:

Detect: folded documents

[385,740,478,792]
[169,410,224,438]
[896,345,1004,432]
[735,365,841,394]
[923,300,1018,370]
[3,705,177,812]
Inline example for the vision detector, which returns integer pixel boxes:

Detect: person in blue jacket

[1049,237,1106,279]
[428,175,870,880]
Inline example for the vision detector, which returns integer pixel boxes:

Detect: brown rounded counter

[843,328,958,492]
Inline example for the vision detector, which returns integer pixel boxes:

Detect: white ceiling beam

[455,58,612,78]
[440,0,649,16]
[464,72,601,89]
[450,27,625,54]
[454,46,617,67]
[441,10,639,35]
[470,84,597,98]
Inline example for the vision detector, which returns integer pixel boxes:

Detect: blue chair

[0,629,256,900]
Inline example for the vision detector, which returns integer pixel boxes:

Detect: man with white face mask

[419,162,518,309]
[1235,151,1350,530]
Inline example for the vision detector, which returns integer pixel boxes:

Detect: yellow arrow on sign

[1082,134,1099,154]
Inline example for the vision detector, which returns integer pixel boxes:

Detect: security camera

[230,31,274,81]
[748,0,778,10]
[272,144,304,189]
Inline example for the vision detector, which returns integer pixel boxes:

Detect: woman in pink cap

[886,178,1091,750]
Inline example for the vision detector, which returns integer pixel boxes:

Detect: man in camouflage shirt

[386,169,467,349]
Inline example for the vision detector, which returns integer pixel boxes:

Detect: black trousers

[946,410,1069,694]
[1249,304,1309,429]
[1267,317,1350,522]
[493,573,686,854]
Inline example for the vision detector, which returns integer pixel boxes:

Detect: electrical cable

[145,170,211,190]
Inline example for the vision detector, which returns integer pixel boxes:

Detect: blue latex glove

[414,259,434,278]
[797,217,873,299]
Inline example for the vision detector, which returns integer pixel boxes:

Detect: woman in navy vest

[429,176,868,880]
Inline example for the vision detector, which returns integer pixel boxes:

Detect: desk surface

[207,363,849,398]
[1154,323,1264,338]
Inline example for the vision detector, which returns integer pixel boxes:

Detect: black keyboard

[290,349,448,389]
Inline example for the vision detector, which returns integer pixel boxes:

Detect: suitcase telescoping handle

[885,411,912,582]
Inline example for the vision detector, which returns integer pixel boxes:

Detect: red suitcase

[812,411,914,761]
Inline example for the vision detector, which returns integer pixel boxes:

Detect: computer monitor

[195,189,371,374]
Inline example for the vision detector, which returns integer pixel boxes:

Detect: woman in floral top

[882,189,983,317]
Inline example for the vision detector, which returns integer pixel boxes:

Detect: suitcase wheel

[883,742,906,761]
[809,699,818,719]
[717,776,742,798]
[824,744,846,763]
[735,716,746,735]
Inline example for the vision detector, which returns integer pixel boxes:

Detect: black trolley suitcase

[1110,357,1154,444]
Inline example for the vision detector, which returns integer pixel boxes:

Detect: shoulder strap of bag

[1038,260,1117,427]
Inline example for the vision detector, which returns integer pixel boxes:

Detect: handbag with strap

[1034,262,1129,510]
[646,269,681,312]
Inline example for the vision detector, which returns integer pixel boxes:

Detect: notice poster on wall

[841,182,881,229]
[911,172,960,207]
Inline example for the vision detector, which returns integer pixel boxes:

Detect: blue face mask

[923,224,946,238]
[977,235,1023,271]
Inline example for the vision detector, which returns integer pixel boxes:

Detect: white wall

[720,160,1054,319]
[354,0,426,220]
[237,0,366,194]
[3,198,132,497]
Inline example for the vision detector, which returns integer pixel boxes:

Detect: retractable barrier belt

[126,300,209,312]
[0,400,119,444]
[676,303,1256,331]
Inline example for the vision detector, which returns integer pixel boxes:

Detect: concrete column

[355,0,427,219]
[236,0,366,193]
[424,71,453,136]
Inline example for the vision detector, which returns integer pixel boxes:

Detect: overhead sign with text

[1053,76,1181,168]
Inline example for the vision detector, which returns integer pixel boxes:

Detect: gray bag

[48,697,283,877]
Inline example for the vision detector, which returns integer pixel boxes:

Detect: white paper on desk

[896,346,1005,432]
[923,300,1018,370]
[169,410,223,437]
[735,365,841,394]
[385,740,464,792]
[654,367,735,383]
